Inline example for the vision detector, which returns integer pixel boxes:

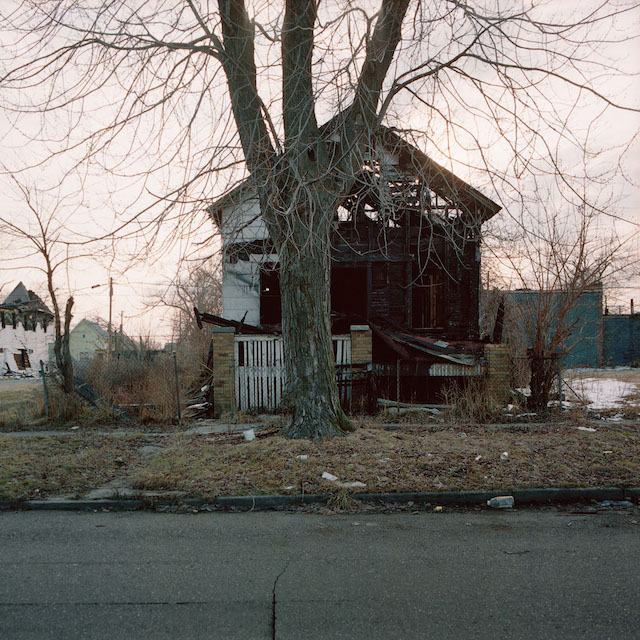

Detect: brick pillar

[211,327,235,417]
[350,325,373,413]
[350,324,372,365]
[485,344,511,404]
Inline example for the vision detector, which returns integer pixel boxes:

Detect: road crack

[271,561,290,640]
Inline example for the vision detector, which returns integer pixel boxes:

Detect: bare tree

[490,197,635,410]
[1,1,638,437]
[0,178,80,393]
[153,257,222,343]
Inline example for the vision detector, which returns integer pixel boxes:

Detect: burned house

[0,282,54,376]
[207,128,502,404]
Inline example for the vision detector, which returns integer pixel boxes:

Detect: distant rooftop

[2,282,52,314]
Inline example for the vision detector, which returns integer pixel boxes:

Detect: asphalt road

[0,508,638,639]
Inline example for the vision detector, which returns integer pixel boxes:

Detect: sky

[0,0,638,340]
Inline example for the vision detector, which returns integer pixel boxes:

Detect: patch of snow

[569,378,637,410]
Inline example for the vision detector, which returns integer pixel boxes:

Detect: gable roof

[72,318,109,339]
[2,282,53,314]
[208,125,501,225]
[71,318,139,351]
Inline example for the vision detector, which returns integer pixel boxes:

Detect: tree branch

[282,0,318,145]
[218,0,274,174]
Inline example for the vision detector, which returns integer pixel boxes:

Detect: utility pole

[107,276,113,357]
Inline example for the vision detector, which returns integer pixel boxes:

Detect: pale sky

[0,0,638,339]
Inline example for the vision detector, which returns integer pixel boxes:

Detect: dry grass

[0,433,145,500]
[130,422,640,498]
[0,381,42,430]
[84,356,181,422]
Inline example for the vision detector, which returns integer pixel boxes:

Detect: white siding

[0,318,54,375]
[219,194,278,327]
[219,197,268,246]
[222,262,261,325]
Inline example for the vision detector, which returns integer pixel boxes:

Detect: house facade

[207,128,503,404]
[66,318,137,361]
[0,282,54,375]
[210,128,500,341]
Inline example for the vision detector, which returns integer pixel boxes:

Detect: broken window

[412,268,443,329]
[13,349,30,370]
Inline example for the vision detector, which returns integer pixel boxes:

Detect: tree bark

[60,296,74,394]
[528,351,554,412]
[218,0,409,439]
[276,191,354,439]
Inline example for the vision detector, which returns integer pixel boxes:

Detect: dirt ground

[1,367,638,502]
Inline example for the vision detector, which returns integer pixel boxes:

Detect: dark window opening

[260,264,281,325]
[14,349,30,370]
[412,267,443,329]
[331,267,368,318]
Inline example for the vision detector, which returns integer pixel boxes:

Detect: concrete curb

[0,487,637,512]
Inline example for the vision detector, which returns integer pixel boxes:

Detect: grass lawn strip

[2,423,638,502]
[0,433,146,500]
[131,422,640,498]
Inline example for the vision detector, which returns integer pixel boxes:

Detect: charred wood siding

[370,261,408,326]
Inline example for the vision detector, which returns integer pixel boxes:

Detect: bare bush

[440,379,504,424]
[84,355,182,423]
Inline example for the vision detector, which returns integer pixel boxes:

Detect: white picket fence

[234,335,351,412]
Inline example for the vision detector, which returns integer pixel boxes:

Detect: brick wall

[211,327,235,417]
[350,324,372,366]
[350,325,373,413]
[485,344,510,404]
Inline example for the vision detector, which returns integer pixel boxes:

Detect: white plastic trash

[243,429,256,442]
[296,455,309,461]
[500,451,509,461]
[487,496,515,509]
[322,472,338,482]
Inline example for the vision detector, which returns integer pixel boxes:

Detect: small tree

[154,258,222,343]
[493,201,629,411]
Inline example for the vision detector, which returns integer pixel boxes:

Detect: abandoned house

[0,282,54,376]
[205,127,505,409]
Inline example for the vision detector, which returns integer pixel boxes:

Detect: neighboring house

[207,127,502,403]
[67,318,137,361]
[503,285,604,369]
[495,286,640,369]
[603,309,640,366]
[0,282,54,375]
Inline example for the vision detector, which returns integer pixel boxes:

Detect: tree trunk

[277,196,353,439]
[528,352,555,412]
[54,296,75,394]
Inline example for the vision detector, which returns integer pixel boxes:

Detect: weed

[440,379,503,424]
[326,490,357,512]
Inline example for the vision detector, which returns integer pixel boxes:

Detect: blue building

[603,313,640,366]
[505,285,603,368]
